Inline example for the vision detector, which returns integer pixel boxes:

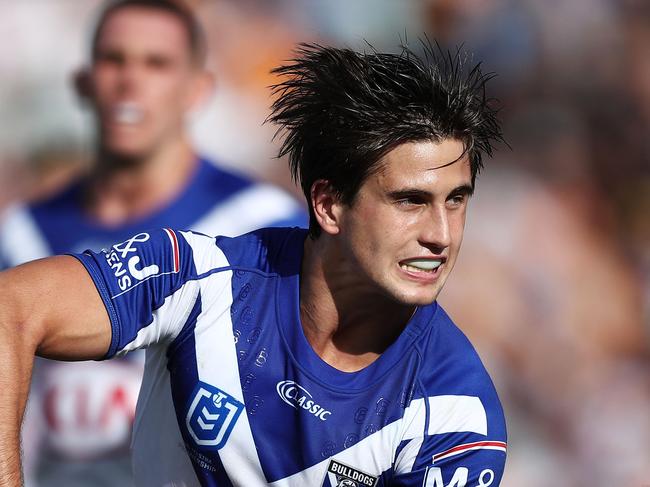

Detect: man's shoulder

[212,226,306,276]
[146,226,303,285]
[403,304,506,452]
[190,158,307,236]
[416,304,503,409]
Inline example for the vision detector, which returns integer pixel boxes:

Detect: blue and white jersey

[74,226,507,487]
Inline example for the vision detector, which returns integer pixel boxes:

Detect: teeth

[113,103,143,125]
[401,259,442,271]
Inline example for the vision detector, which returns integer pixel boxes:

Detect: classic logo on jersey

[276,380,332,421]
[322,459,378,487]
[104,229,179,293]
[186,382,244,450]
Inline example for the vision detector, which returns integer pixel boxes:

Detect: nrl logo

[186,382,244,450]
[323,459,378,487]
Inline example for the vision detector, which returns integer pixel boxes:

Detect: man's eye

[447,194,466,207]
[97,51,124,65]
[396,197,424,206]
[147,56,172,69]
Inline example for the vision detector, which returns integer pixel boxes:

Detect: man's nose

[419,205,451,250]
[115,62,142,95]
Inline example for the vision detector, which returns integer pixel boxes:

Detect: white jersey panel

[393,398,427,475]
[115,279,201,356]
[427,395,487,436]
[191,184,302,237]
[0,205,52,266]
[192,269,267,485]
[180,230,229,274]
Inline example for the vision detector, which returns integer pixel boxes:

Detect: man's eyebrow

[386,188,432,200]
[450,184,475,197]
[387,184,474,200]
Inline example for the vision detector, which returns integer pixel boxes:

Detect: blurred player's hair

[91,0,206,66]
[269,41,503,238]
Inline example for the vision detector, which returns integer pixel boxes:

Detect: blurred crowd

[0,1,648,486]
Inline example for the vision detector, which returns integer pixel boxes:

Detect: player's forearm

[0,323,34,487]
[0,338,31,487]
[0,268,42,486]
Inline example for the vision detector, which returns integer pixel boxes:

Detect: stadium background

[0,0,648,485]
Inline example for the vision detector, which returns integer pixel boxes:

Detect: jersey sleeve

[391,393,507,486]
[71,228,230,359]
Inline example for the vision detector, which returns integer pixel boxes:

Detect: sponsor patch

[103,229,180,296]
[186,382,244,450]
[323,459,378,487]
[276,380,332,421]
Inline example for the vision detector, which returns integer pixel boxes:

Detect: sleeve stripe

[432,441,507,464]
[163,228,180,273]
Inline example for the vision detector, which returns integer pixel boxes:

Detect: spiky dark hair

[269,40,503,238]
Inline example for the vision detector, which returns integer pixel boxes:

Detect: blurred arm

[0,255,111,486]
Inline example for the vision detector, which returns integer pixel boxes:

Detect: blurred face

[88,7,204,159]
[334,139,472,306]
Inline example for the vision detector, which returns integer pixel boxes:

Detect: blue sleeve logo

[103,229,180,295]
[185,382,244,450]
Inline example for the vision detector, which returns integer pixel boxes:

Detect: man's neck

[84,137,198,226]
[299,236,416,373]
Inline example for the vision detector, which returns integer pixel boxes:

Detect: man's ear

[73,68,93,101]
[311,179,343,236]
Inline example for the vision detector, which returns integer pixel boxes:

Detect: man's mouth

[399,258,444,273]
[111,102,144,125]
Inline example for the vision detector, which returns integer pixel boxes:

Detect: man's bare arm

[0,256,111,486]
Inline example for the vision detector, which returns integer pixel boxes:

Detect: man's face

[88,7,203,159]
[334,139,472,306]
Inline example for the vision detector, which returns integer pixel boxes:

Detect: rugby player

[0,41,507,486]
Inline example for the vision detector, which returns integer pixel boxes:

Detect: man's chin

[389,286,442,307]
[100,145,149,167]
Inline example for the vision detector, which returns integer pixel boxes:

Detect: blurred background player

[0,1,306,486]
